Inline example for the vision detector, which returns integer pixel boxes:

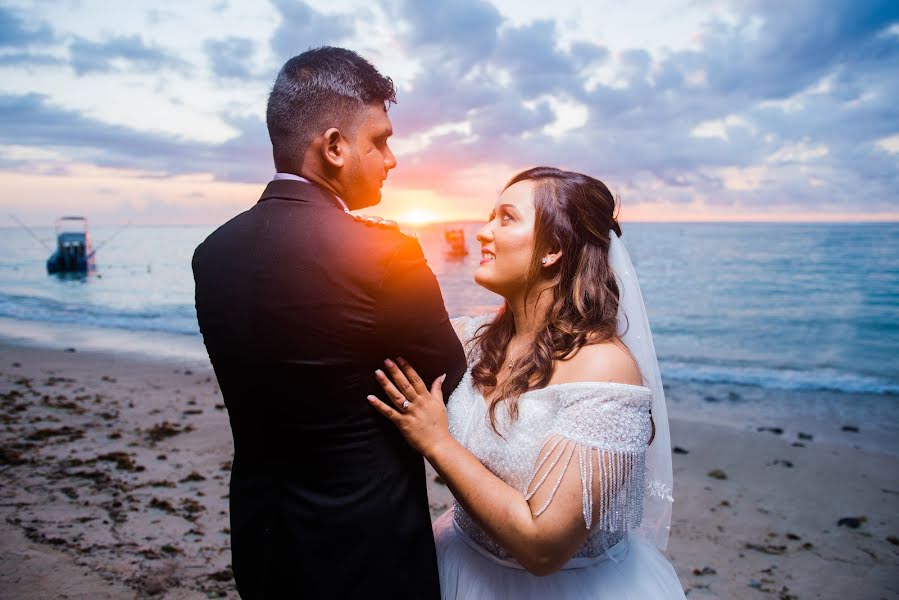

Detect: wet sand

[0,343,896,599]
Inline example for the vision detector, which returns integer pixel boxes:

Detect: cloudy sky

[1,0,897,225]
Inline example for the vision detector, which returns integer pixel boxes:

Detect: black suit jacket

[192,180,466,599]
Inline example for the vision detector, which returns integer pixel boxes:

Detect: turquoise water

[1,221,897,444]
[1,222,896,394]
[427,222,899,397]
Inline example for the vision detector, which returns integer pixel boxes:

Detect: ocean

[1,221,897,451]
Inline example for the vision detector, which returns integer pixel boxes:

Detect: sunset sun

[398,208,439,225]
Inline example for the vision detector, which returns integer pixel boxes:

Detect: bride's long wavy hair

[471,167,629,434]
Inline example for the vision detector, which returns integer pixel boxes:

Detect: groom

[193,47,466,599]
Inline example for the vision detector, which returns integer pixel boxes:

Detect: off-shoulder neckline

[472,376,651,409]
[456,316,652,398]
[536,380,649,393]
[520,381,651,397]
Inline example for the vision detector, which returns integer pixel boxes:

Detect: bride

[368,167,686,599]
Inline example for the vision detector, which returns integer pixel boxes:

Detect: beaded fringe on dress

[524,435,644,531]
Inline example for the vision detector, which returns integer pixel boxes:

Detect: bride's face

[474,181,537,297]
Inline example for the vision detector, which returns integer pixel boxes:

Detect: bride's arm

[368,356,646,576]
[449,316,469,341]
[449,313,495,343]
[424,422,594,575]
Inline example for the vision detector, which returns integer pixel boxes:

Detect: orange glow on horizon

[396,208,439,225]
[1,166,897,226]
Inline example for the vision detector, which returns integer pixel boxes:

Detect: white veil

[608,230,674,551]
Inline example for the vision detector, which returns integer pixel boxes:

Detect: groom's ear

[321,127,346,169]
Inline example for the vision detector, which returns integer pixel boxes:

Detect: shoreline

[0,317,210,367]
[664,379,899,458]
[1,340,897,598]
[3,315,895,457]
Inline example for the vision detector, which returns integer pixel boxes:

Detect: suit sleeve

[375,236,467,400]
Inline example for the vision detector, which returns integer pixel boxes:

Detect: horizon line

[3,218,899,229]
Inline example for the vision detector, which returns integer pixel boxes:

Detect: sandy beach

[1,342,897,599]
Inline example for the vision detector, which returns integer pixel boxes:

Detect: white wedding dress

[433,316,686,599]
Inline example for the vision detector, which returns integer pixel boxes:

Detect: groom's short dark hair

[266,47,397,171]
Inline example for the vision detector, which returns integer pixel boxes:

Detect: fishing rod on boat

[8,213,53,252]
[92,221,132,253]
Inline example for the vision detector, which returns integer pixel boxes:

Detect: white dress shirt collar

[272,172,350,213]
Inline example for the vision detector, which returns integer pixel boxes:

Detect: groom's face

[340,104,397,209]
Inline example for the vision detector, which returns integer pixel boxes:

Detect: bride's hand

[352,213,398,229]
[367,358,449,455]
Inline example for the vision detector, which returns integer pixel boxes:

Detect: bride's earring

[541,257,548,265]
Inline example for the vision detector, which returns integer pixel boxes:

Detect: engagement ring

[402,400,410,410]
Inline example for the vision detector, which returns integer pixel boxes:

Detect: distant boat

[444,226,469,257]
[46,216,95,274]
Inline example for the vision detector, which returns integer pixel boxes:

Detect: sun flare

[398,209,438,225]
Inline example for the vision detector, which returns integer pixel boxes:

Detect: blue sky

[1,0,897,224]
